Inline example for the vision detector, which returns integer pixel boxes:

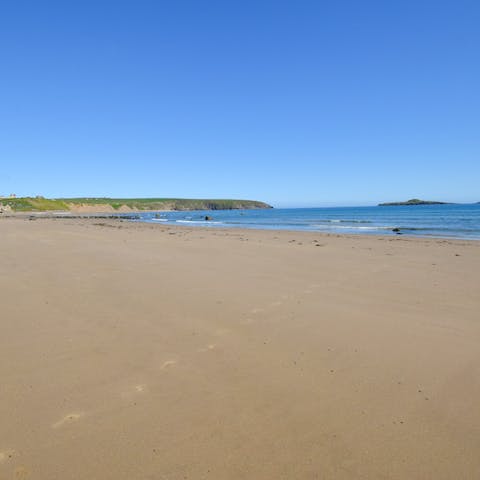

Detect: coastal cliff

[0,197,273,213]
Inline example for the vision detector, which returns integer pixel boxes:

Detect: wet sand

[1,217,479,479]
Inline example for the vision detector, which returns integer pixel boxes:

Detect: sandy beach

[1,217,479,479]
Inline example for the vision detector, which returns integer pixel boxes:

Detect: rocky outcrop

[66,203,135,213]
[0,204,12,213]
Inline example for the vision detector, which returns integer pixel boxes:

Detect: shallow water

[136,204,480,240]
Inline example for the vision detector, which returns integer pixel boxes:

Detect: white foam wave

[176,220,223,225]
[312,224,393,231]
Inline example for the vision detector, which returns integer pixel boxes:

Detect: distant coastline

[378,198,450,206]
[1,201,479,240]
[0,196,273,213]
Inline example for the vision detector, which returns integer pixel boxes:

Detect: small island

[378,198,449,206]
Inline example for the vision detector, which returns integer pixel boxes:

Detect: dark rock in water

[392,228,401,233]
[205,216,212,221]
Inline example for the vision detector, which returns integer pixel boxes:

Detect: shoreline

[2,212,479,242]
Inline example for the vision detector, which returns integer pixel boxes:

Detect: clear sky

[1,1,479,207]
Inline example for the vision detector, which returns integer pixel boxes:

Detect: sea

[135,203,480,240]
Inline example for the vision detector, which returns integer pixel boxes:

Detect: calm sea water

[137,204,480,240]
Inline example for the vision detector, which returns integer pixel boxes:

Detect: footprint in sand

[121,384,147,398]
[251,308,265,314]
[214,328,230,337]
[161,360,177,370]
[270,301,282,307]
[52,412,83,429]
[198,344,216,352]
[15,466,30,479]
[0,449,16,464]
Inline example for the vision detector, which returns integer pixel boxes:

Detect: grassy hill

[0,197,69,212]
[0,196,272,212]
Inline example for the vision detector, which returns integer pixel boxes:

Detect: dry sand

[1,217,479,479]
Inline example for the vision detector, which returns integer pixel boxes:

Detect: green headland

[0,196,272,213]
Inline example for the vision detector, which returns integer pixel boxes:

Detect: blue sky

[1,0,479,207]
